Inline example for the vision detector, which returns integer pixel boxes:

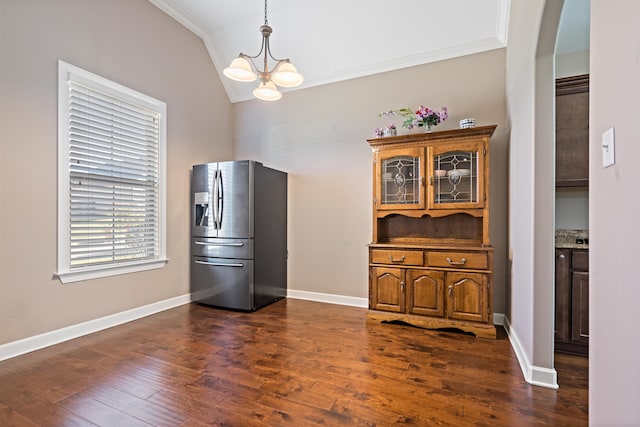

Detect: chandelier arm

[236,53,261,76]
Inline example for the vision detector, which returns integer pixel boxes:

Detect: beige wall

[232,50,508,312]
[0,0,232,345]
[589,0,640,423]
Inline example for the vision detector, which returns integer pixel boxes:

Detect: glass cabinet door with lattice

[427,141,485,210]
[375,147,425,210]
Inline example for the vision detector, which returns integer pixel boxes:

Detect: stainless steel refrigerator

[190,160,287,311]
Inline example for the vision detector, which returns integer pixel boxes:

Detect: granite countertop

[555,229,589,249]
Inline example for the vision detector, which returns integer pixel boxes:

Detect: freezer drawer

[191,238,253,259]
[191,256,254,310]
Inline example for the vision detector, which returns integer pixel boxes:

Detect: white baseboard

[0,294,191,362]
[493,312,505,326]
[503,315,558,389]
[287,289,369,308]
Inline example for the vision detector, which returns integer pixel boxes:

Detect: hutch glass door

[429,142,485,209]
[376,147,425,210]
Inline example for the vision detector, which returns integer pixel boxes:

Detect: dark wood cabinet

[556,74,589,187]
[571,271,589,344]
[555,249,571,342]
[555,248,589,355]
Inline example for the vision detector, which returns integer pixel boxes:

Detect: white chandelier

[223,0,303,101]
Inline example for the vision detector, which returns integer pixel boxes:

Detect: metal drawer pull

[388,255,406,263]
[195,260,244,267]
[195,241,244,247]
[446,257,467,266]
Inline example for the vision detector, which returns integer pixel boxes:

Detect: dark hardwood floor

[0,299,587,426]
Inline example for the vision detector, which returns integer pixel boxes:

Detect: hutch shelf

[366,125,497,339]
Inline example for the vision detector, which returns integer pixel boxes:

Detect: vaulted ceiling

[149,0,588,103]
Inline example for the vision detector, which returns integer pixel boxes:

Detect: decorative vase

[424,124,432,132]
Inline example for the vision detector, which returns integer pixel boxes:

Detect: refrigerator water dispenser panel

[194,192,210,227]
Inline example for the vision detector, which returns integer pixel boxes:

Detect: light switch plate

[602,127,615,168]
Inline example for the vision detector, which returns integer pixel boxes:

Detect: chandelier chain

[264,0,268,25]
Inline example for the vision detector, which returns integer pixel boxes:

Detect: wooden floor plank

[0,401,41,427]
[0,299,588,426]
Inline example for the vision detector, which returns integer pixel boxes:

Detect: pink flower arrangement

[381,105,448,130]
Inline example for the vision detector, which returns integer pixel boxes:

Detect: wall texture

[232,49,508,312]
[0,0,232,345]
[589,0,640,423]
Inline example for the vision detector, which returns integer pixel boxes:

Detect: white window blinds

[57,61,167,283]
[68,82,160,269]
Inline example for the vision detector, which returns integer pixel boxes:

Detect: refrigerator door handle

[211,169,219,229]
[215,171,223,229]
[194,241,244,247]
[195,260,244,268]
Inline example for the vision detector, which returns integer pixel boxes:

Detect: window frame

[57,60,167,283]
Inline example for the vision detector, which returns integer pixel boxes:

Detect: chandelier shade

[223,0,302,101]
[272,62,304,87]
[223,57,258,82]
[253,81,282,101]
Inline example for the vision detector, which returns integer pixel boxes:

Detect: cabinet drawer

[371,249,424,266]
[572,250,588,271]
[427,251,488,270]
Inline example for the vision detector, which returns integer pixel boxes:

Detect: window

[57,61,167,283]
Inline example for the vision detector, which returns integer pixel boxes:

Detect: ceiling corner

[148,0,208,39]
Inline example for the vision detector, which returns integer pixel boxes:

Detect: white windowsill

[56,258,169,283]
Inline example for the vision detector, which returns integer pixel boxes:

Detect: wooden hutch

[366,125,497,339]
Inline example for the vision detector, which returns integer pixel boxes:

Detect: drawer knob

[388,255,406,263]
[446,257,467,266]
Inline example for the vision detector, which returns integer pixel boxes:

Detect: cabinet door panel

[446,272,487,323]
[406,270,444,317]
[370,267,404,312]
[572,250,588,271]
[556,75,589,187]
[555,249,571,342]
[571,271,589,344]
